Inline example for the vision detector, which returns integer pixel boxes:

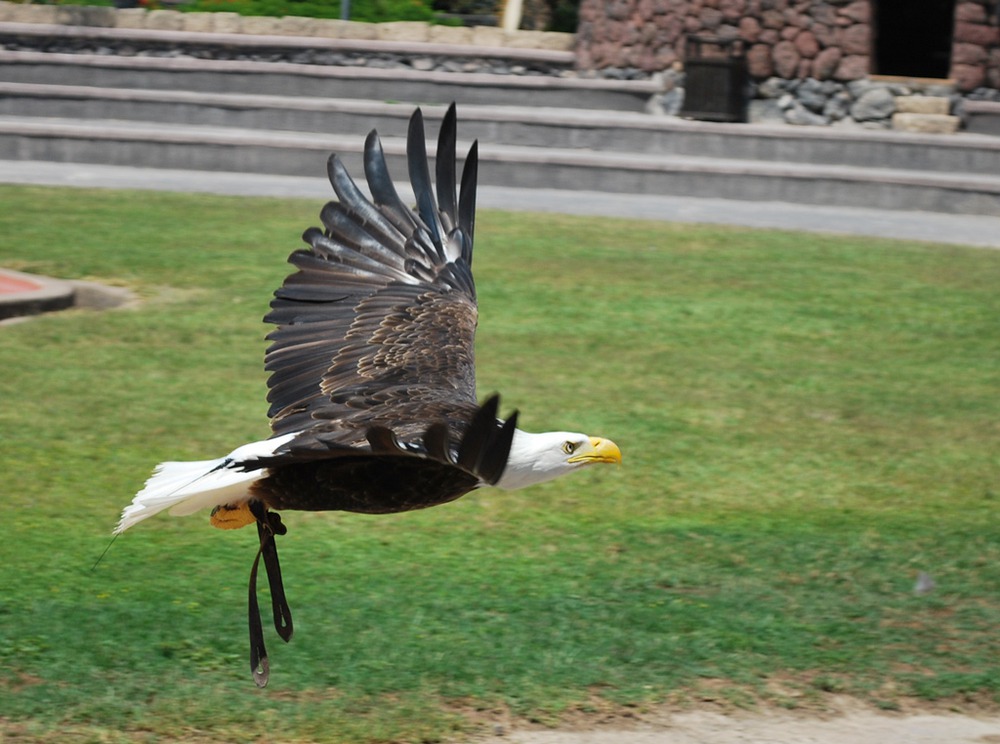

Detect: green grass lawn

[0,184,998,743]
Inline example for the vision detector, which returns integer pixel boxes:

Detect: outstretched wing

[263,104,481,440]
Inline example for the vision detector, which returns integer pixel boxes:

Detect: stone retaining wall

[6,0,1000,130]
[0,0,575,50]
[576,0,1000,94]
[0,22,579,76]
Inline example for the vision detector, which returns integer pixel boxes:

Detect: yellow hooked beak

[568,437,622,465]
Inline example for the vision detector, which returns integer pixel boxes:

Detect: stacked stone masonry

[576,0,1000,94]
[0,1,575,51]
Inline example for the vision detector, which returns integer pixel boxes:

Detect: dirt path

[501,706,1000,744]
[512,713,1000,744]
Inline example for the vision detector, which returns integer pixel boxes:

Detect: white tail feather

[115,434,296,534]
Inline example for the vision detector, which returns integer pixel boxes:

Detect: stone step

[3,81,999,176]
[0,50,657,112]
[2,115,999,216]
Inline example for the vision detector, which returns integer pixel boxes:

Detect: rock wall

[577,0,874,80]
[953,0,1000,91]
[0,1,575,50]
[576,0,1000,94]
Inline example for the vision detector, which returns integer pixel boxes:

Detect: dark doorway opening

[874,0,956,78]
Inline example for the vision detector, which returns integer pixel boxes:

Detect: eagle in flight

[115,104,621,686]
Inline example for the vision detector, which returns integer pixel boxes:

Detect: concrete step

[963,100,1000,136]
[3,116,999,216]
[4,81,1000,176]
[0,50,657,112]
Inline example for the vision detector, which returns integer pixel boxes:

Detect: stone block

[337,20,379,39]
[7,3,57,23]
[851,86,895,120]
[837,22,869,54]
[894,95,950,115]
[747,42,774,77]
[891,112,960,134]
[759,28,779,44]
[700,7,723,29]
[427,24,474,45]
[955,1,987,23]
[211,12,243,34]
[308,18,345,38]
[772,39,800,77]
[182,12,216,33]
[534,31,575,51]
[954,21,1000,46]
[810,1,837,25]
[837,0,869,23]
[239,15,279,35]
[145,9,184,31]
[953,41,988,66]
[813,45,842,79]
[114,8,147,28]
[761,8,784,28]
[720,0,746,20]
[823,90,852,119]
[505,30,548,48]
[277,15,315,36]
[833,53,867,80]
[811,21,835,46]
[794,29,819,57]
[472,25,509,47]
[55,5,116,26]
[376,21,430,42]
[738,16,761,41]
[952,62,985,91]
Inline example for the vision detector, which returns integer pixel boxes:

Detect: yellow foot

[210,502,256,530]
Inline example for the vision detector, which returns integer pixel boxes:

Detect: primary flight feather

[115,104,621,686]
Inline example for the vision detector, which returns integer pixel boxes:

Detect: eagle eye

[562,441,578,455]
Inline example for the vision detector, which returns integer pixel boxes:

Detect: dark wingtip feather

[457,394,501,473]
[363,128,393,204]
[479,410,518,485]
[407,107,444,248]
[436,103,458,228]
[458,139,478,260]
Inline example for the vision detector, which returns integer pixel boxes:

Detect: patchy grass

[0,185,998,742]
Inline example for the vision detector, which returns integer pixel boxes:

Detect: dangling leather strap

[248,542,269,687]
[247,501,294,688]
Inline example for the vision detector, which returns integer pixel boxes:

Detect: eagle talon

[210,502,256,530]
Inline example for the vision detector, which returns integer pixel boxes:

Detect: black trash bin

[680,36,749,123]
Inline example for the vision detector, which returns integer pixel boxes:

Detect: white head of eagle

[114,103,621,687]
[496,431,622,490]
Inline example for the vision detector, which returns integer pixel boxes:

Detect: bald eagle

[115,104,621,686]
